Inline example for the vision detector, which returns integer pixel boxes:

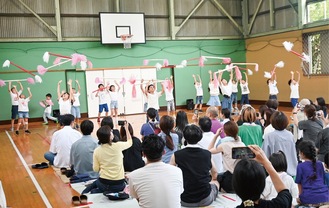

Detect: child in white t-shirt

[41,93,57,125]
[57,80,73,125]
[71,80,81,128]
[218,69,233,112]
[109,80,121,121]
[164,76,175,116]
[96,83,109,123]
[207,70,221,107]
[193,74,203,111]
[239,72,250,106]
[8,81,23,131]
[15,87,32,135]
[231,79,238,112]
[288,71,300,108]
[267,72,279,100]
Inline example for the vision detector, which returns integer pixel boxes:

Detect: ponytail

[164,130,174,150]
[298,140,317,181]
[309,144,317,180]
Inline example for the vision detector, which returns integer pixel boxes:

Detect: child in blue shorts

[193,74,203,111]
[96,84,109,122]
[15,87,32,135]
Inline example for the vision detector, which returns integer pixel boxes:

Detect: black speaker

[186,99,194,110]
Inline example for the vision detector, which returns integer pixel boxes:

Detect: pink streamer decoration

[143,60,149,66]
[255,64,259,72]
[39,101,46,108]
[163,59,169,67]
[0,80,5,87]
[87,60,93,69]
[199,57,204,67]
[95,77,103,84]
[37,65,47,75]
[53,57,62,65]
[129,76,137,98]
[27,77,35,84]
[213,72,219,88]
[120,77,126,85]
[222,58,231,64]
[235,66,242,80]
[71,54,87,66]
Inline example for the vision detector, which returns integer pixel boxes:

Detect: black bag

[103,191,129,200]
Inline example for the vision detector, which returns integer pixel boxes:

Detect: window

[302,30,329,75]
[306,0,329,23]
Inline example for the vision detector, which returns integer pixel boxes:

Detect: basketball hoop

[120,34,133,49]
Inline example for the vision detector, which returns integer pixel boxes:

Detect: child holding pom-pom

[15,87,32,135]
[41,93,58,125]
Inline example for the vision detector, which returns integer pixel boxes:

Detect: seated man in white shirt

[44,114,82,167]
[128,134,184,208]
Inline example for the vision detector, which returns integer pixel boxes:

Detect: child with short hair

[192,74,203,111]
[164,76,175,116]
[95,83,109,122]
[239,72,250,106]
[262,151,298,200]
[41,93,57,125]
[218,69,233,113]
[57,80,73,115]
[267,72,279,100]
[15,87,32,135]
[109,80,121,121]
[220,108,231,125]
[71,80,81,128]
[8,81,23,131]
[288,71,300,108]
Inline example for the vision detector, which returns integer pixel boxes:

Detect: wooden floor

[0,105,293,208]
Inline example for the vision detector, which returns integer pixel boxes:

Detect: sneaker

[25,130,31,134]
[43,122,49,125]
[10,127,14,132]
[97,118,100,123]
[15,130,19,135]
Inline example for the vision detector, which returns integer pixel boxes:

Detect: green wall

[0,40,245,121]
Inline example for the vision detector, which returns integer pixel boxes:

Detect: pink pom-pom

[213,72,219,88]
[39,101,46,108]
[129,76,136,84]
[78,54,87,62]
[235,66,242,80]
[87,60,93,69]
[37,65,47,75]
[163,59,169,67]
[120,77,126,85]
[162,80,169,88]
[132,85,137,98]
[199,56,205,67]
[222,58,231,64]
[46,99,54,106]
[254,64,259,72]
[0,80,6,87]
[95,77,103,84]
[27,77,35,84]
[71,53,80,65]
[143,60,149,66]
[53,57,62,65]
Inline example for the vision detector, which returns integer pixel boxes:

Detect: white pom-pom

[2,60,10,68]
[43,52,50,63]
[275,61,284,68]
[282,41,293,52]
[181,60,187,67]
[176,65,184,68]
[247,69,253,75]
[264,71,272,78]
[35,75,42,83]
[155,63,162,71]
[302,53,310,63]
[80,61,87,70]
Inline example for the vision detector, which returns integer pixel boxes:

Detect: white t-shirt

[129,162,184,208]
[220,81,233,96]
[73,92,80,107]
[97,90,108,105]
[147,92,161,110]
[262,172,298,200]
[49,126,82,167]
[58,98,72,115]
[208,83,219,96]
[240,82,250,95]
[268,80,279,95]
[195,83,203,96]
[109,91,119,101]
[44,105,52,114]
[263,124,275,138]
[164,88,174,101]
[10,90,22,105]
[290,83,299,98]
[18,97,30,112]
[232,83,238,93]
[220,140,246,173]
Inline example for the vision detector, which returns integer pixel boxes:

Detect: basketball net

[120,34,133,49]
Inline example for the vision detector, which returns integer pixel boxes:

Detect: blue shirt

[158,132,179,163]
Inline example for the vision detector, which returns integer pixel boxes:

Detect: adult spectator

[314,97,327,118]
[101,116,120,141]
[174,110,188,146]
[128,134,183,208]
[206,106,225,137]
[265,99,279,111]
[70,120,98,175]
[170,125,219,207]
[44,114,82,167]
[316,127,329,162]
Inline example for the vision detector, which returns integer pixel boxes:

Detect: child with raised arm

[57,80,73,115]
[288,71,300,108]
[109,80,121,121]
[8,81,23,131]
[239,72,250,106]
[267,72,279,100]
[95,83,109,122]
[164,76,175,116]
[193,74,203,111]
[140,79,164,122]
[71,80,81,128]
[207,70,221,107]
[218,69,233,113]
[15,87,32,135]
[41,93,58,125]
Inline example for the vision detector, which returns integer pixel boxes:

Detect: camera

[316,111,322,117]
[118,120,126,126]
[232,147,255,159]
[194,109,199,115]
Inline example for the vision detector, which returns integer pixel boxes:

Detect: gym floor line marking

[5,131,52,208]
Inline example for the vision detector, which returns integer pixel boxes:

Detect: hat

[299,99,310,108]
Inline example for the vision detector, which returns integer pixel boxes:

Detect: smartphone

[194,109,199,115]
[118,120,126,126]
[232,147,255,159]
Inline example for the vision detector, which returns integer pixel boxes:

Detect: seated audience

[295,141,329,206]
[262,151,298,200]
[70,120,98,175]
[128,134,183,208]
[206,106,225,137]
[82,123,132,194]
[324,153,329,187]
[44,114,82,167]
[233,145,292,207]
[140,108,159,138]
[119,123,145,172]
[220,108,231,124]
[174,110,188,146]
[101,116,120,141]
[170,125,219,207]
[208,121,245,193]
[314,97,327,118]
[262,111,297,176]
[316,127,329,162]
[265,99,279,111]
